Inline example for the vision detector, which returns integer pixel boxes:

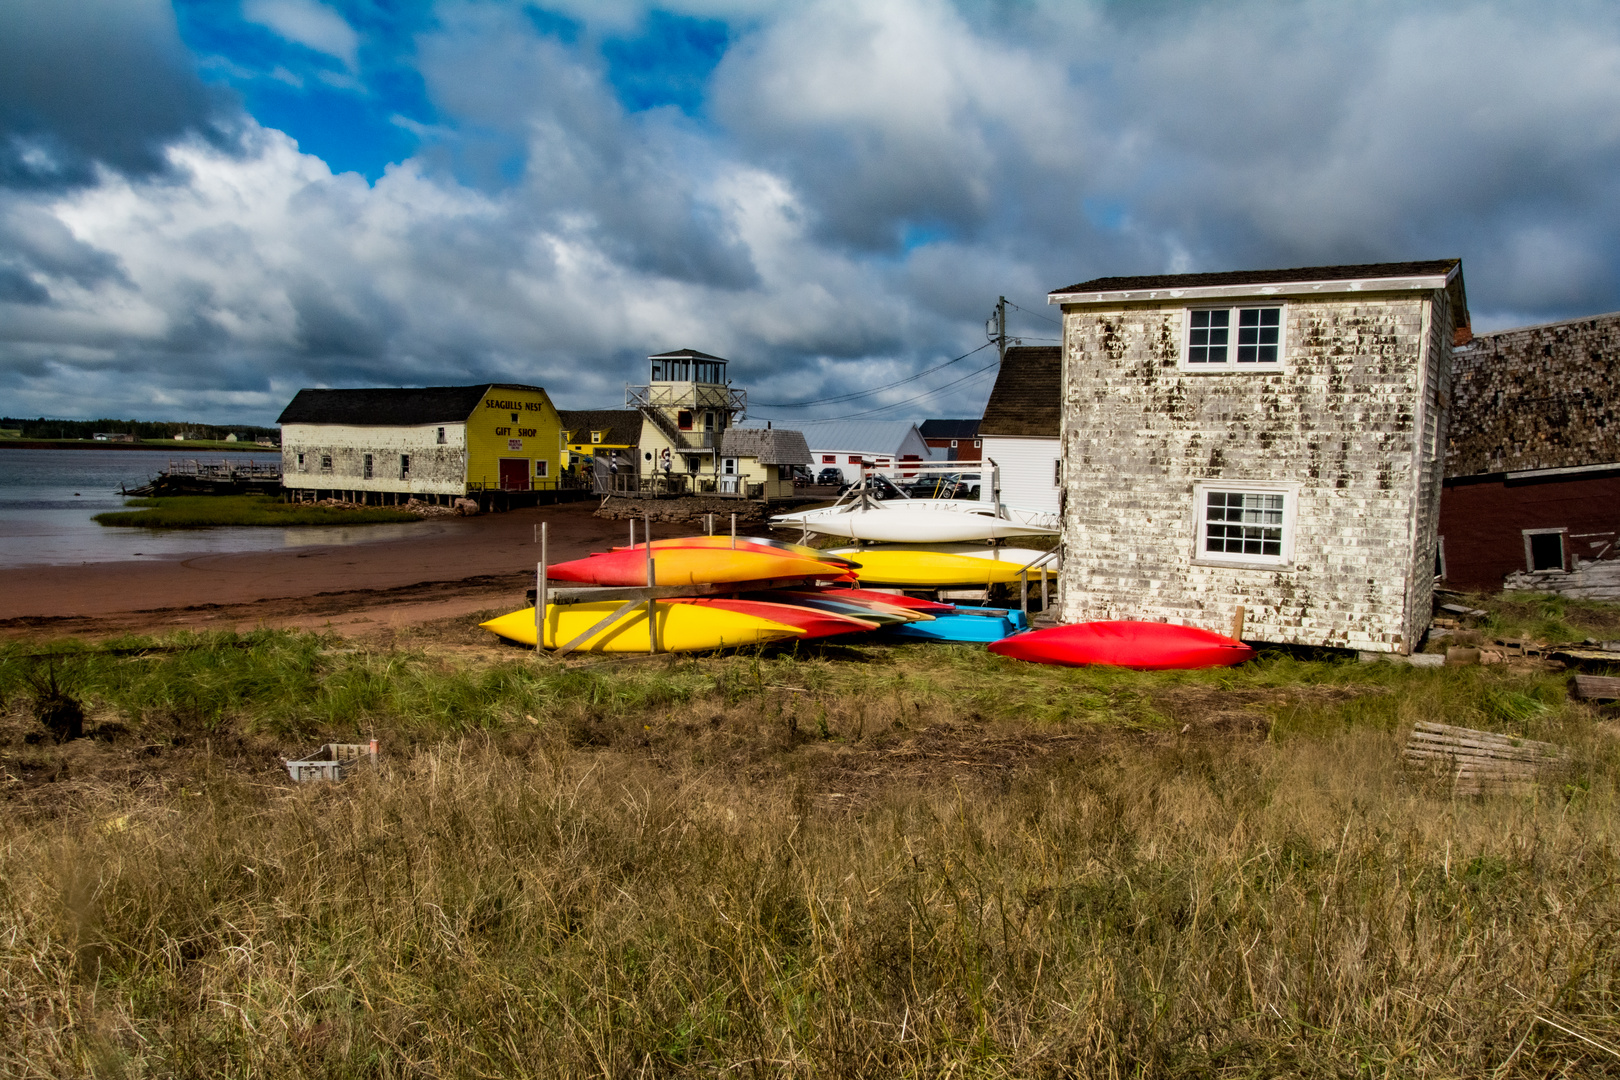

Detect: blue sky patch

[601,11,728,115]
[173,0,441,181]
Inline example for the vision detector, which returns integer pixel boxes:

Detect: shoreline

[0,500,695,640]
[0,440,276,453]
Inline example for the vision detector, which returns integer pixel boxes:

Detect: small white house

[799,421,936,484]
[978,346,1062,514]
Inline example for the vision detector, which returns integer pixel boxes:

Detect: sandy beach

[0,500,698,639]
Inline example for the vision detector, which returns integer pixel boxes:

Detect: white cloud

[242,0,360,71]
[9,0,1620,425]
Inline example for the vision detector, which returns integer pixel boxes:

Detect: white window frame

[1180,304,1286,372]
[534,459,549,478]
[1191,481,1298,568]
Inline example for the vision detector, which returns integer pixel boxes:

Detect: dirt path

[0,501,699,640]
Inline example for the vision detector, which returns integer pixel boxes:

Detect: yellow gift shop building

[278,384,565,507]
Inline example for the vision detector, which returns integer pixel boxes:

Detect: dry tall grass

[3,713,1617,1076]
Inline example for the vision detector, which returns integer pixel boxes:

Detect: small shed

[718,427,813,499]
[978,346,1062,514]
[1051,260,1468,654]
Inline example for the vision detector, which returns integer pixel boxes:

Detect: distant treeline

[1,417,281,442]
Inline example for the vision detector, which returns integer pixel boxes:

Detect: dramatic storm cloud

[4,0,1620,424]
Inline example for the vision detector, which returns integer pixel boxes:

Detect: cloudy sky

[4,0,1620,426]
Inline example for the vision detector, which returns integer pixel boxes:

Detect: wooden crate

[1403,722,1567,794]
[285,740,378,783]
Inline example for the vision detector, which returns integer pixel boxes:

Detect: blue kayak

[888,605,1025,643]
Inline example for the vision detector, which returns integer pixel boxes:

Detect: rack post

[645,537,659,653]
[535,522,548,651]
[629,518,636,549]
[1019,570,1029,616]
[730,513,737,549]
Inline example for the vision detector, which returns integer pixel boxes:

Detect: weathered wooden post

[730,513,737,549]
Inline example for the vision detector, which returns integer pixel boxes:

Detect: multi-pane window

[1187,309,1230,363]
[1201,490,1287,560]
[1237,308,1281,363]
[320,453,332,471]
[399,454,410,479]
[1186,307,1282,367]
[362,453,373,479]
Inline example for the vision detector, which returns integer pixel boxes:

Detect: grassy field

[1,626,1617,1076]
[94,495,418,529]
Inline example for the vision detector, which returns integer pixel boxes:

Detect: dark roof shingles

[558,409,643,446]
[979,346,1061,438]
[1053,260,1460,295]
[919,418,980,440]
[277,384,543,426]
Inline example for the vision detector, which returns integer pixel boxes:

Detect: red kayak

[666,598,877,639]
[817,587,956,615]
[989,621,1255,670]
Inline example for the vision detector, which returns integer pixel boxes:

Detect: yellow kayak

[841,549,1053,587]
[480,601,805,652]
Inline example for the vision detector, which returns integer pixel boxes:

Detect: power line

[1005,298,1060,326]
[754,358,1001,424]
[751,341,994,409]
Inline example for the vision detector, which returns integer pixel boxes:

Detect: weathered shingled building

[1050,260,1468,654]
[1440,311,1620,589]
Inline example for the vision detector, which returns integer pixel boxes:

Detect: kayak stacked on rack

[825,544,1057,588]
[478,534,1031,653]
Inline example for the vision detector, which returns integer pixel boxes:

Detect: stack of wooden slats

[1403,721,1569,794]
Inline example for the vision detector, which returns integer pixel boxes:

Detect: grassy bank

[94,495,418,528]
[1,631,1617,1075]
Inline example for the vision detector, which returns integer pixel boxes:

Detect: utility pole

[987,296,1008,364]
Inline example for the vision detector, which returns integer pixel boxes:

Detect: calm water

[0,448,440,568]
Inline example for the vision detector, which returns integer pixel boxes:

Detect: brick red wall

[922,437,982,461]
[1438,473,1620,590]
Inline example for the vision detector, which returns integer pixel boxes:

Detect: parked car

[816,467,845,486]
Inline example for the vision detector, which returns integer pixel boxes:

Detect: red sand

[0,501,700,639]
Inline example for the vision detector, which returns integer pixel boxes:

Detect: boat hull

[842,549,1051,587]
[546,547,839,587]
[666,598,876,639]
[480,602,804,652]
[989,621,1255,670]
[889,607,1021,644]
[774,506,1053,542]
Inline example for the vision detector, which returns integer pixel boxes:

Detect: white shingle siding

[1057,292,1453,653]
[281,422,468,497]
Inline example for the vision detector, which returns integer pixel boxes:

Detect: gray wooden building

[1049,260,1469,653]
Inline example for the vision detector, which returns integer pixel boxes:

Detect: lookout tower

[626,348,748,474]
